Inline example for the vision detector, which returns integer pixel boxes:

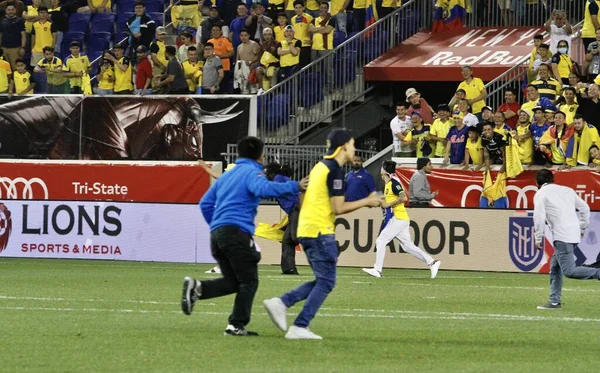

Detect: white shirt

[462,112,479,127]
[549,24,572,56]
[533,183,590,245]
[390,115,413,153]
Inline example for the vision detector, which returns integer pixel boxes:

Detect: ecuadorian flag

[432,0,466,33]
[479,171,508,209]
[365,0,379,28]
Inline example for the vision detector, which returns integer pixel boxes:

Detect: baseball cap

[545,107,557,113]
[156,26,167,35]
[532,105,544,112]
[405,88,419,101]
[518,109,531,117]
[410,111,421,117]
[437,103,451,112]
[324,129,353,159]
[482,105,493,112]
[136,45,148,53]
[209,4,218,9]
[69,41,81,47]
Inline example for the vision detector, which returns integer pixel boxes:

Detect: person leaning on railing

[408,157,438,208]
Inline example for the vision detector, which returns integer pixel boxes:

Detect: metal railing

[257,0,432,145]
[223,144,377,178]
[465,0,582,28]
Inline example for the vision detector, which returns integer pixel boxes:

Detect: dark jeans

[198,226,261,328]
[410,201,430,208]
[277,65,298,82]
[281,234,338,328]
[352,8,366,33]
[299,46,311,68]
[114,89,134,95]
[281,205,300,273]
[168,87,189,95]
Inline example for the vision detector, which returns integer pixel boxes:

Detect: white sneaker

[263,297,288,331]
[205,266,221,274]
[285,325,323,340]
[430,260,441,279]
[362,267,382,278]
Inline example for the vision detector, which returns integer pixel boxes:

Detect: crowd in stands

[0,0,386,96]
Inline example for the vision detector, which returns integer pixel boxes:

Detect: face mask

[352,163,361,170]
[558,47,568,54]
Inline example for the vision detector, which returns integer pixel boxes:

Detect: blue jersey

[446,125,468,164]
[344,168,376,202]
[530,122,551,146]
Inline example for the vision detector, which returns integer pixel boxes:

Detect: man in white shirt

[533,169,600,310]
[544,10,572,55]
[390,102,414,157]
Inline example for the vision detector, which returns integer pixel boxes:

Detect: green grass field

[1,258,599,373]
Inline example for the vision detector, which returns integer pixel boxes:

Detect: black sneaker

[181,277,201,315]
[282,268,299,275]
[224,325,259,336]
[537,302,562,310]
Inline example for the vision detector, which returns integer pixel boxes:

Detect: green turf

[0,258,599,373]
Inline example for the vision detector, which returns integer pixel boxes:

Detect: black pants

[299,46,311,68]
[168,87,190,95]
[281,205,300,273]
[70,86,82,94]
[410,202,430,208]
[198,226,261,328]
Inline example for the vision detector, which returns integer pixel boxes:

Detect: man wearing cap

[362,160,441,279]
[402,112,432,158]
[134,45,153,95]
[481,105,494,123]
[264,129,382,340]
[149,26,168,93]
[62,40,90,94]
[198,6,227,45]
[127,1,157,52]
[255,27,279,90]
[409,157,438,207]
[390,102,414,157]
[457,65,487,118]
[448,88,466,112]
[429,104,454,158]
[156,45,189,94]
[276,25,301,82]
[405,88,435,125]
[104,44,134,94]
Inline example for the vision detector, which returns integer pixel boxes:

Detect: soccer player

[362,160,441,279]
[263,129,383,340]
[533,169,600,310]
[180,136,308,336]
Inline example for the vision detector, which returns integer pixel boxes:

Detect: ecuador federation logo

[508,214,543,272]
[0,203,12,253]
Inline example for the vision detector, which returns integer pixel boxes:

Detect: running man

[362,160,441,279]
[263,129,383,340]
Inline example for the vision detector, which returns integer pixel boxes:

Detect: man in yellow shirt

[104,44,133,94]
[277,25,301,81]
[309,2,335,89]
[30,6,56,67]
[463,126,483,170]
[22,0,40,34]
[457,65,487,118]
[429,104,454,157]
[352,0,367,33]
[380,0,399,17]
[150,26,168,93]
[290,0,313,67]
[96,55,115,95]
[79,0,111,13]
[10,58,34,96]
[62,41,90,94]
[558,86,578,125]
[511,109,534,164]
[182,46,203,93]
[582,0,600,51]
[0,49,12,94]
[34,46,67,93]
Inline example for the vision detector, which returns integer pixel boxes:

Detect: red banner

[0,161,210,203]
[396,168,600,210]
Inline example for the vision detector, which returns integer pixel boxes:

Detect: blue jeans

[549,240,600,303]
[281,234,338,328]
[97,88,113,96]
[335,11,347,35]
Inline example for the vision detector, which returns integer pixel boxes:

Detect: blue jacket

[273,174,299,214]
[200,158,300,235]
[344,168,376,202]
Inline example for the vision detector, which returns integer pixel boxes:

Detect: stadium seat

[114,32,129,46]
[69,12,92,24]
[333,31,346,47]
[91,13,116,33]
[68,19,89,34]
[144,0,163,13]
[117,12,134,23]
[148,12,164,27]
[299,72,323,107]
[87,32,112,54]
[88,50,103,79]
[118,0,136,13]
[334,51,357,88]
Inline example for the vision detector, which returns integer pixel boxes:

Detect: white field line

[0,295,215,307]
[1,305,600,324]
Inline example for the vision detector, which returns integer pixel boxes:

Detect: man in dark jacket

[181,136,308,336]
[126,1,156,53]
[198,5,225,45]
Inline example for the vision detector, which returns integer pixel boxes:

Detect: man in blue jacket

[181,136,308,336]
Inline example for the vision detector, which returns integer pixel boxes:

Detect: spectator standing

[390,102,413,157]
[157,45,189,94]
[457,65,487,119]
[276,25,300,82]
[493,111,511,139]
[10,58,34,96]
[104,44,133,94]
[558,86,578,124]
[576,83,600,127]
[182,46,203,94]
[528,34,544,77]
[177,32,196,62]
[380,0,398,17]
[303,0,319,18]
[149,26,168,93]
[198,6,227,45]
[480,122,506,169]
[30,6,56,67]
[208,24,234,93]
[127,2,157,52]
[274,12,289,42]
[62,40,90,94]
[34,46,66,93]
[96,52,115,95]
[79,0,111,13]
[200,42,224,94]
[22,0,41,34]
[229,3,249,50]
[290,0,312,67]
[585,29,600,82]
[0,3,26,70]
[328,0,349,35]
[521,84,556,113]
[581,0,600,51]
[463,126,483,170]
[569,114,598,166]
[406,88,435,124]
[551,40,575,85]
[352,0,366,33]
[134,45,152,95]
[402,112,432,158]
[344,155,376,202]
[48,0,66,54]
[511,109,534,164]
[531,43,552,78]
[448,88,465,111]
[309,1,335,90]
[444,114,468,165]
[498,88,520,129]
[0,0,25,20]
[530,106,551,165]
[408,157,438,207]
[235,29,259,93]
[0,49,12,94]
[545,9,572,55]
[429,104,454,158]
[255,27,279,90]
[246,3,272,43]
[456,98,479,128]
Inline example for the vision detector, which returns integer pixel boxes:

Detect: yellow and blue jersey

[297,158,344,238]
[383,177,409,225]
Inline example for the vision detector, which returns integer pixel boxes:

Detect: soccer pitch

[1,258,598,373]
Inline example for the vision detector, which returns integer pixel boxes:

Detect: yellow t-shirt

[382,0,401,7]
[528,47,538,69]
[91,0,112,7]
[403,124,431,158]
[97,65,115,90]
[31,20,55,54]
[13,70,34,94]
[554,54,573,80]
[430,118,453,157]
[182,59,203,92]
[305,0,319,11]
[582,0,600,38]
[516,124,533,163]
[353,0,367,9]
[279,38,301,67]
[297,158,344,238]
[62,54,90,87]
[311,16,335,51]
[521,100,538,114]
[269,0,284,6]
[466,137,482,164]
[551,141,565,164]
[37,56,66,86]
[458,77,486,114]
[114,56,133,92]
[25,5,39,33]
[150,40,168,68]
[329,0,346,15]
[384,178,409,221]
[274,25,286,43]
[291,13,313,47]
[494,124,510,140]
[0,59,11,92]
[558,102,579,125]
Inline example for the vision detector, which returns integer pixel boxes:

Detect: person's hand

[432,190,439,198]
[443,157,449,166]
[299,176,309,191]
[539,144,547,152]
[133,32,142,38]
[210,86,217,93]
[441,139,448,145]
[367,194,385,207]
[581,229,586,238]
[536,241,543,250]
[197,160,212,170]
[140,89,146,96]
[18,47,25,56]
[77,71,84,77]
[474,164,482,171]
